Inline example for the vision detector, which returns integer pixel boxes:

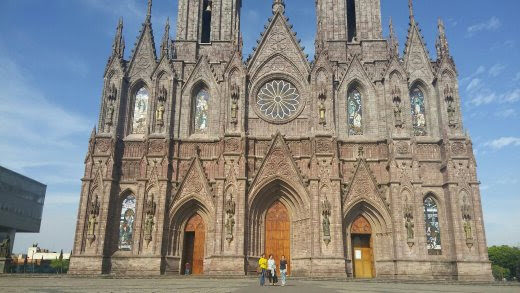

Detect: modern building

[70,0,493,280]
[0,166,46,257]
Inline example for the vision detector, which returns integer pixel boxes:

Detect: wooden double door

[265,201,290,275]
[182,214,205,275]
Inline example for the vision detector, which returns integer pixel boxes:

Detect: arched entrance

[265,201,290,275]
[182,214,205,275]
[351,216,374,278]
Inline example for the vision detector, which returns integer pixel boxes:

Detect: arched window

[423,196,442,254]
[201,0,212,43]
[347,89,363,135]
[347,0,357,42]
[118,194,136,251]
[410,87,426,136]
[193,88,210,133]
[131,87,149,134]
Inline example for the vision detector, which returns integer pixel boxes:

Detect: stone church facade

[69,0,493,280]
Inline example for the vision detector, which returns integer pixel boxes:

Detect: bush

[492,264,511,281]
[488,246,520,281]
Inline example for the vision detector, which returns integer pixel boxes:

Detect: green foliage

[488,245,520,281]
[492,264,511,281]
[49,259,69,274]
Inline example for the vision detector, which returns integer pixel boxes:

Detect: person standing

[185,262,191,275]
[258,254,268,286]
[280,255,288,286]
[267,254,276,285]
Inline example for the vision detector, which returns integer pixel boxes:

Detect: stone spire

[388,17,399,59]
[112,18,125,60]
[160,18,170,59]
[272,0,285,14]
[408,0,415,22]
[146,0,152,23]
[436,18,451,59]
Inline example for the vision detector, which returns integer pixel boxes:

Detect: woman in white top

[267,254,276,285]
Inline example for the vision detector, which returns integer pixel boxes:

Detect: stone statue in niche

[87,195,100,245]
[144,194,156,246]
[156,103,165,125]
[224,194,236,243]
[158,86,167,102]
[318,88,327,125]
[0,235,11,258]
[321,196,332,244]
[445,85,457,128]
[105,102,115,125]
[461,195,473,247]
[392,86,403,128]
[230,85,239,125]
[404,202,415,248]
[107,84,117,101]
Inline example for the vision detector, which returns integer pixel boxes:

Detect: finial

[389,17,399,58]
[408,0,414,22]
[436,18,450,59]
[146,0,152,22]
[161,18,170,58]
[112,18,125,59]
[272,0,285,14]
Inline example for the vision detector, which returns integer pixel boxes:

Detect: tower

[175,0,241,60]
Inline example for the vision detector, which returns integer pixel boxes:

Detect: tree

[488,246,520,281]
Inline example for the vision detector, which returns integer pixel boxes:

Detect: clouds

[488,63,506,78]
[484,137,520,150]
[467,16,501,36]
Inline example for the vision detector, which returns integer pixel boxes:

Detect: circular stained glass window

[257,80,301,122]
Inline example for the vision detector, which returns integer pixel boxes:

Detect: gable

[128,24,157,79]
[171,157,214,210]
[344,159,388,212]
[247,13,309,79]
[404,24,434,77]
[249,133,307,192]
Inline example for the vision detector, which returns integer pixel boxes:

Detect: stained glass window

[424,196,442,254]
[194,89,210,132]
[132,87,149,134]
[410,87,426,136]
[118,195,136,251]
[347,89,363,135]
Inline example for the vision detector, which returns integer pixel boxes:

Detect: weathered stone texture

[69,0,492,281]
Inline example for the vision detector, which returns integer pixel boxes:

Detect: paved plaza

[0,277,518,293]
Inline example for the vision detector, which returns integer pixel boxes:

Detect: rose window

[257,80,301,121]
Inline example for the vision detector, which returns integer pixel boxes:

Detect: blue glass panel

[424,197,442,253]
[194,89,210,132]
[118,195,136,251]
[348,89,363,135]
[410,88,427,136]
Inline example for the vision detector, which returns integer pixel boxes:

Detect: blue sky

[0,0,519,253]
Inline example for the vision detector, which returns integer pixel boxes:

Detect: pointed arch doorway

[182,214,205,275]
[265,201,290,275]
[351,216,374,278]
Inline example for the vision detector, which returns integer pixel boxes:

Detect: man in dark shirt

[279,255,288,286]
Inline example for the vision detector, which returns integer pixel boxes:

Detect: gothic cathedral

[70,0,493,280]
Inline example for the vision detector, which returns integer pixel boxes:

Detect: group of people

[258,254,288,286]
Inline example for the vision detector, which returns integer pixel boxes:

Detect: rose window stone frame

[253,78,305,124]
